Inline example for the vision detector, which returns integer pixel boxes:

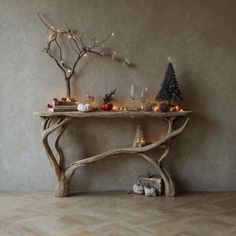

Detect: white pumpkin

[133,183,144,195]
[77,103,92,112]
[144,186,156,197]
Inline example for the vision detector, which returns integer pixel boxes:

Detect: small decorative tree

[38,12,129,100]
[133,125,145,148]
[156,58,183,106]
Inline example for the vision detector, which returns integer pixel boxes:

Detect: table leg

[41,116,72,197]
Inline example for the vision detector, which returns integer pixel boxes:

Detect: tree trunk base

[55,177,70,197]
[165,185,176,197]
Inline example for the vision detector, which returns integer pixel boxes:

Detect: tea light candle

[154,106,159,112]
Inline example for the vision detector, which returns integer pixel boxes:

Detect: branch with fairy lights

[37,12,130,100]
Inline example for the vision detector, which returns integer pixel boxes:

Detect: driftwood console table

[34,111,191,197]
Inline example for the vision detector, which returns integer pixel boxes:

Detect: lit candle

[175,105,179,111]
[180,109,183,112]
[154,106,159,112]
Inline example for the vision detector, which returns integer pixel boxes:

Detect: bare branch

[80,32,85,49]
[87,50,103,58]
[69,39,80,55]
[94,33,113,48]
[38,12,129,99]
[37,12,51,29]
[65,23,82,53]
[55,38,63,61]
[68,55,82,80]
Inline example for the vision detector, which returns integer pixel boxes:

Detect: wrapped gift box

[138,175,163,196]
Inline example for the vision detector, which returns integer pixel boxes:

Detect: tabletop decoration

[38,12,130,101]
[100,89,117,111]
[133,125,146,148]
[77,103,92,112]
[156,58,183,111]
[47,98,77,112]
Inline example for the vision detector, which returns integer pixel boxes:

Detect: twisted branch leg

[41,116,72,197]
[139,145,176,197]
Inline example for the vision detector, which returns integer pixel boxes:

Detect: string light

[38,13,131,96]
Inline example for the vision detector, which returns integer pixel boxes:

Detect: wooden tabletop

[34,110,191,118]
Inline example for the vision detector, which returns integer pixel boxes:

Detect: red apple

[100,103,113,111]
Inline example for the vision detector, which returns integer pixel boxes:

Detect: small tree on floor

[156,60,183,106]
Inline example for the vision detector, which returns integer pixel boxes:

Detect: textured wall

[0,0,236,192]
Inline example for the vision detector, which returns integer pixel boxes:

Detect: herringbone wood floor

[0,192,235,236]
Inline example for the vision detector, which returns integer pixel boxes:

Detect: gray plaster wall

[0,0,236,192]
